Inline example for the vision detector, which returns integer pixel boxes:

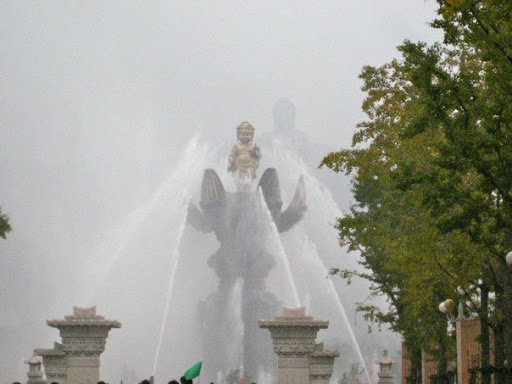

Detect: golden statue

[228,121,261,180]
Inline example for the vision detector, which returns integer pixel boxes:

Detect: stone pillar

[36,343,67,384]
[309,342,339,384]
[376,350,394,384]
[421,349,437,384]
[47,306,121,384]
[259,307,329,384]
[25,353,45,384]
[456,319,481,384]
[401,342,411,384]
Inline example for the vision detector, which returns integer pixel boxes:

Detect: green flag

[184,361,202,380]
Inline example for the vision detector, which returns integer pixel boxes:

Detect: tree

[323,45,480,380]
[322,0,512,380]
[0,207,11,239]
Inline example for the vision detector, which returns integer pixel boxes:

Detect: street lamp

[506,251,512,268]
[439,288,473,322]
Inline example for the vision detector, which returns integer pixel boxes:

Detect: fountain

[188,169,306,380]
[87,119,379,383]
[187,121,306,381]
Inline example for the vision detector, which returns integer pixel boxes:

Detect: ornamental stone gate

[259,307,339,384]
[34,306,121,384]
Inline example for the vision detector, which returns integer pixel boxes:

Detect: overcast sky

[0,1,442,380]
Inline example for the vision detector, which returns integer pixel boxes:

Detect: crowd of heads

[136,378,192,384]
[11,377,205,384]
[10,380,260,384]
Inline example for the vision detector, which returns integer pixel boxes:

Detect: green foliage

[0,206,11,239]
[322,0,512,369]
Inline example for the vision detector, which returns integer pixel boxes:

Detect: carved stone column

[376,350,395,384]
[36,343,67,384]
[309,343,339,384]
[259,307,329,384]
[47,306,121,384]
[25,353,45,384]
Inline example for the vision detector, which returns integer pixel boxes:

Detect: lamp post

[506,251,512,268]
[438,288,475,323]
[439,288,482,384]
